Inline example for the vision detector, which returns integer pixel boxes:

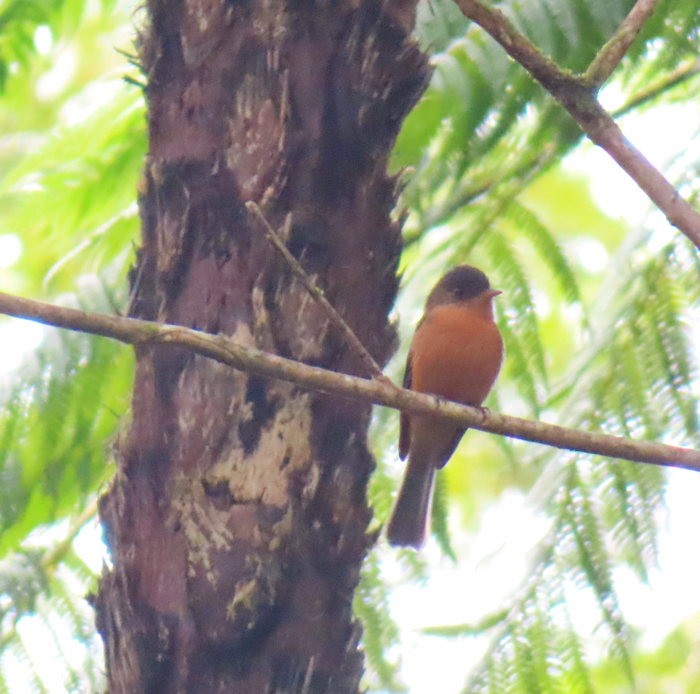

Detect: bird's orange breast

[410,303,503,407]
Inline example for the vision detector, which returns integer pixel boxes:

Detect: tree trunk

[94,1,429,692]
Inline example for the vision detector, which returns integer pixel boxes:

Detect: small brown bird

[387,265,503,548]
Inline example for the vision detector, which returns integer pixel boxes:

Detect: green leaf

[0,279,132,558]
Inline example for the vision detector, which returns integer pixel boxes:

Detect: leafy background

[1,0,699,691]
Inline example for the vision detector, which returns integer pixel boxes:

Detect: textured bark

[94,2,429,692]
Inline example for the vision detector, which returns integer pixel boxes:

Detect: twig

[453,0,700,250]
[245,202,391,383]
[42,498,98,570]
[0,498,98,650]
[409,145,558,242]
[612,59,700,119]
[409,61,699,241]
[403,60,700,242]
[2,291,699,471]
[585,0,661,86]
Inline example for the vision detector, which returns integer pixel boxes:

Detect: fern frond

[422,609,508,637]
[0,279,132,558]
[415,0,469,53]
[356,551,403,691]
[559,612,595,694]
[622,0,700,89]
[1,88,145,294]
[484,229,548,387]
[431,472,457,561]
[503,200,582,306]
[496,318,541,416]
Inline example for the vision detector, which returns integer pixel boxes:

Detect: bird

[386,265,503,548]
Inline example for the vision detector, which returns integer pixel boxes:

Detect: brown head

[426,265,501,317]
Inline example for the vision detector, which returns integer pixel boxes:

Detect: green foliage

[623,0,700,85]
[592,614,700,692]
[0,84,145,296]
[0,282,127,689]
[0,0,145,297]
[0,279,133,557]
[0,0,116,91]
[0,0,138,689]
[356,551,404,691]
[0,532,104,692]
[431,473,458,561]
[422,609,508,638]
[1,0,699,690]
[367,0,700,691]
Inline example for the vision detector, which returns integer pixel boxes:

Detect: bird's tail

[386,456,435,549]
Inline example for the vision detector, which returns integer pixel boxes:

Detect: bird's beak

[486,289,502,298]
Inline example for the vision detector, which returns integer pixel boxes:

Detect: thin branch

[585,0,661,86]
[612,59,700,118]
[1,291,699,471]
[408,144,558,242]
[453,0,700,250]
[245,201,391,383]
[0,499,99,654]
[455,0,568,88]
[42,498,98,571]
[407,61,699,244]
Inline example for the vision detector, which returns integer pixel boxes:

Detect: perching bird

[387,265,503,548]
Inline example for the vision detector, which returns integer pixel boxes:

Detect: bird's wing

[436,428,466,469]
[398,350,412,460]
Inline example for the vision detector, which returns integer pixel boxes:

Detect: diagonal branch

[245,201,391,383]
[453,0,700,250]
[1,291,699,471]
[409,60,699,243]
[612,59,700,118]
[585,0,661,86]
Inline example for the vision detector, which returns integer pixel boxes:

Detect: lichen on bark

[95,2,430,691]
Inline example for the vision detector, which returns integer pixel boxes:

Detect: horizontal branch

[453,0,700,250]
[1,291,699,471]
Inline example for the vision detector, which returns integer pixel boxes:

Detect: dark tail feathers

[386,457,435,548]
